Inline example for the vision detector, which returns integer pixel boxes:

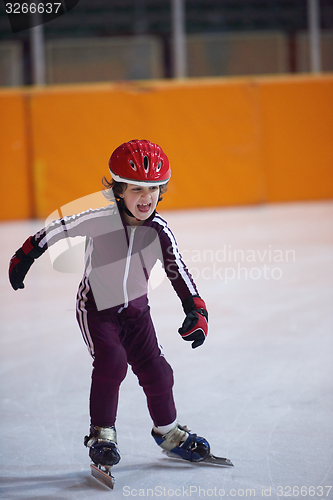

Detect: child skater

[9,139,210,469]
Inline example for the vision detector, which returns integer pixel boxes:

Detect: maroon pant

[77,296,177,428]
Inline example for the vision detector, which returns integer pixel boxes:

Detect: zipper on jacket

[118,226,136,313]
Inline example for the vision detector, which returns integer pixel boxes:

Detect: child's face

[119,184,160,222]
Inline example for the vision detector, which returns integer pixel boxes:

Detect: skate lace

[85,426,117,448]
[164,425,191,448]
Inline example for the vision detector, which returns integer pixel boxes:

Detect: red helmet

[109,140,171,186]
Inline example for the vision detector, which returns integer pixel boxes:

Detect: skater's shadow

[117,459,194,473]
[0,459,209,498]
[0,470,104,498]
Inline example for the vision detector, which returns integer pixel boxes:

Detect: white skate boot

[152,424,210,462]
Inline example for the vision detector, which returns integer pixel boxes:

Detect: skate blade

[90,463,115,489]
[204,454,234,467]
[163,450,234,467]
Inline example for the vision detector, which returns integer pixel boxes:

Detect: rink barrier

[0,74,332,220]
[0,89,32,219]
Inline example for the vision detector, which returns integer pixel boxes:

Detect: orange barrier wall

[259,77,333,201]
[1,74,332,221]
[0,90,31,219]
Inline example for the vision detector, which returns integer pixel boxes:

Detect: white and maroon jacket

[32,202,199,314]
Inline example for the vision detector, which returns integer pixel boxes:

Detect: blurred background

[0,0,333,220]
[1,0,333,84]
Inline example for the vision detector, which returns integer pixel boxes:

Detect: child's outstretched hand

[9,237,43,290]
[178,296,208,349]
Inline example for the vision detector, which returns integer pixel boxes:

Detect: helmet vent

[144,155,149,173]
[156,161,162,172]
[130,160,137,171]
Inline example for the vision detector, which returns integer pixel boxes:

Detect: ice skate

[152,424,210,462]
[84,425,120,489]
[152,424,234,467]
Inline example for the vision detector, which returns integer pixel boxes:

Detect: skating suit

[32,202,199,427]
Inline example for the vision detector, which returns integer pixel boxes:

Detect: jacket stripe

[38,205,116,249]
[153,214,197,297]
[76,275,94,357]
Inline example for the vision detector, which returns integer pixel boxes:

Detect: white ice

[1,201,333,499]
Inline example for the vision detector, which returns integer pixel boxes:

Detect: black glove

[9,236,44,290]
[178,295,208,349]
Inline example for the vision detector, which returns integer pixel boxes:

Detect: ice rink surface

[1,201,332,500]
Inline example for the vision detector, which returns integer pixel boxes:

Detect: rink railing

[1,73,333,220]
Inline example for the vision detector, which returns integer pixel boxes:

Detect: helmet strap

[117,197,141,221]
[123,203,141,222]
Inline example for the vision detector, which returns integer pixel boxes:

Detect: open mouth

[137,203,151,213]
